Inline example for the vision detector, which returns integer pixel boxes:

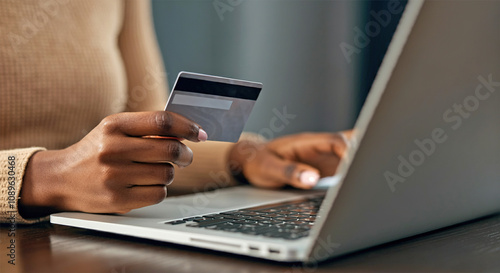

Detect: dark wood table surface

[1,212,500,273]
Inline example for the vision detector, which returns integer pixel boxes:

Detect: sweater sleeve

[0,147,48,224]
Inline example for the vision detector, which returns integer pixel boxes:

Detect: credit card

[165,72,263,142]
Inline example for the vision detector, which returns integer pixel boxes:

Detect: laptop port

[268,248,281,254]
[248,246,260,251]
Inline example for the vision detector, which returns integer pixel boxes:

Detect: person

[0,0,350,224]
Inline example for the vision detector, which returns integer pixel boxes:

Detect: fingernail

[198,128,208,142]
[300,171,320,186]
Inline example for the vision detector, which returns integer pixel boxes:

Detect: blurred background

[152,0,406,138]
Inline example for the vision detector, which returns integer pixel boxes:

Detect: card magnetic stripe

[174,77,261,100]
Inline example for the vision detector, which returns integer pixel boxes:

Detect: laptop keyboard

[165,195,324,240]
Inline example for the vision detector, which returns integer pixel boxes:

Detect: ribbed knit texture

[0,147,46,224]
[0,1,242,224]
[0,0,129,150]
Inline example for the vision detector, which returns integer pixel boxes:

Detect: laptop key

[165,220,186,225]
[194,219,232,227]
[219,211,239,215]
[261,213,281,219]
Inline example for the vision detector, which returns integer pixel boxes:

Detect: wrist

[19,150,64,219]
[227,138,266,184]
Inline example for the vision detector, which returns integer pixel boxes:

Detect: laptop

[51,0,500,262]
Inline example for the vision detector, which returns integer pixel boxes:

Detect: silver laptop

[51,0,500,262]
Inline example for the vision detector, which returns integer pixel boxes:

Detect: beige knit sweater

[0,0,241,224]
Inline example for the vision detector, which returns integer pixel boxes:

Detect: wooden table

[1,213,500,273]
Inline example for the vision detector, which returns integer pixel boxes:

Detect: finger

[104,111,207,142]
[316,133,349,158]
[120,185,168,210]
[340,129,354,140]
[111,162,175,187]
[249,153,320,190]
[110,137,193,167]
[142,135,183,141]
[269,133,349,159]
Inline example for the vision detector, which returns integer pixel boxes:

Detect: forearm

[169,133,266,195]
[169,141,238,195]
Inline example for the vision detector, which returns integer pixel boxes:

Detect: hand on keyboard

[228,131,352,190]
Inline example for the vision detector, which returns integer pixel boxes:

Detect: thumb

[250,153,320,189]
[285,162,321,190]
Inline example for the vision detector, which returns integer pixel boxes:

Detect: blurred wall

[151,0,363,137]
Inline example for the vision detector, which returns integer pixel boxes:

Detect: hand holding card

[165,72,263,142]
